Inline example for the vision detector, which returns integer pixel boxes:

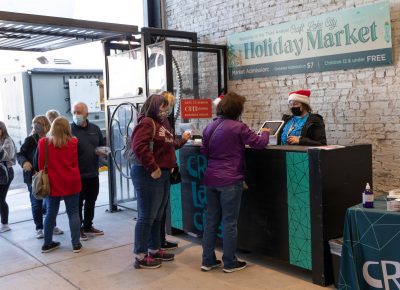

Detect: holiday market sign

[227,2,392,79]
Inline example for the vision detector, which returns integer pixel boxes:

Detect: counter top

[183,142,350,152]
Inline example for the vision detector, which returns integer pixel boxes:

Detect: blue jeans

[28,185,57,230]
[202,182,243,269]
[131,166,170,255]
[44,193,80,247]
[28,184,44,230]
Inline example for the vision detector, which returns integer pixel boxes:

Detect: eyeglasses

[288,102,302,108]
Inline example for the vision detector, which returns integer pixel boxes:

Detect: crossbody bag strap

[44,138,48,174]
[208,119,225,147]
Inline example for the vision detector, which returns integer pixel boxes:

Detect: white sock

[148,249,158,254]
[135,253,145,260]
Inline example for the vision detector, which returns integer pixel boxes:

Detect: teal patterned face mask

[33,123,44,134]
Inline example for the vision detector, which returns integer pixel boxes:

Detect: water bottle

[362,183,374,208]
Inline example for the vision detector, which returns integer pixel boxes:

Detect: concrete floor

[0,169,335,290]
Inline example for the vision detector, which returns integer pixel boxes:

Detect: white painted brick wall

[165,0,400,193]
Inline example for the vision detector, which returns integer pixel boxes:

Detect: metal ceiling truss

[0,11,139,52]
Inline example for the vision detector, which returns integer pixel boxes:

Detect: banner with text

[227,2,392,79]
[181,99,212,119]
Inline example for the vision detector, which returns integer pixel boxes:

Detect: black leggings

[0,167,14,225]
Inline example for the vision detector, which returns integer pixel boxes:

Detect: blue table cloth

[339,200,400,290]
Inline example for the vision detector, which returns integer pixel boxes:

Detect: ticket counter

[168,144,372,286]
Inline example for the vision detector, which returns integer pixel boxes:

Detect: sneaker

[72,243,82,253]
[149,249,174,261]
[0,224,10,233]
[53,227,64,235]
[36,229,44,239]
[41,241,60,253]
[223,260,247,273]
[134,255,162,269]
[80,229,89,241]
[161,241,178,251]
[201,260,222,271]
[84,227,104,236]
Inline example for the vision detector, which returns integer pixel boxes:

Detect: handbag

[170,166,181,184]
[0,162,8,185]
[32,138,50,200]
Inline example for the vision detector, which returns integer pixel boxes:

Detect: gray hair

[46,109,60,123]
[73,102,88,113]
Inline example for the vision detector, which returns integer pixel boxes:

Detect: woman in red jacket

[131,94,176,269]
[38,117,82,253]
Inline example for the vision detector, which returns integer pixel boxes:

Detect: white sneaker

[53,227,64,235]
[0,224,10,233]
[36,229,44,239]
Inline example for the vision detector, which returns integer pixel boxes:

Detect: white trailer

[0,68,104,147]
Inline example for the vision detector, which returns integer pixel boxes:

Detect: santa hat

[213,94,224,106]
[288,89,311,105]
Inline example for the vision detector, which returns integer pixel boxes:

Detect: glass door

[164,41,227,134]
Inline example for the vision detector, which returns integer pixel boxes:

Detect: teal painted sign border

[170,150,183,230]
[286,152,312,270]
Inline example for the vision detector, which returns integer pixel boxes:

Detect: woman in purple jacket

[200,92,270,273]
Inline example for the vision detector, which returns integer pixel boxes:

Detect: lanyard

[287,119,298,137]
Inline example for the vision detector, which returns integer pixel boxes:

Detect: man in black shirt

[71,102,105,241]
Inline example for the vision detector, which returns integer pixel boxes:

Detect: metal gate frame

[104,28,200,211]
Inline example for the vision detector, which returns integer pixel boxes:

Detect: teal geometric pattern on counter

[286,152,312,270]
[170,150,183,230]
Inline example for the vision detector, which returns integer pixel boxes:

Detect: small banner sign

[227,2,392,79]
[181,99,212,119]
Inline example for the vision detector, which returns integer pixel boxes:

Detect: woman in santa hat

[279,89,327,146]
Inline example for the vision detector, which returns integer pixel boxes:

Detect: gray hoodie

[0,136,17,167]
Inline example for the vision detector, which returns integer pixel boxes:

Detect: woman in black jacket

[17,115,63,239]
[279,89,327,146]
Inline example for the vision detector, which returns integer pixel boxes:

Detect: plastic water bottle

[362,183,374,208]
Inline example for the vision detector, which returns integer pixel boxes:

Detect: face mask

[291,107,302,116]
[158,109,168,120]
[73,114,85,126]
[167,106,173,115]
[33,123,44,134]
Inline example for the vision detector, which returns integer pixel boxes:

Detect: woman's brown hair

[301,103,312,113]
[0,121,10,142]
[216,92,246,120]
[48,117,73,148]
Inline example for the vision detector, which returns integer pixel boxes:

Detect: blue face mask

[73,114,85,126]
[167,106,173,115]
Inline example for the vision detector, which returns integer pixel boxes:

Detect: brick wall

[165,0,400,194]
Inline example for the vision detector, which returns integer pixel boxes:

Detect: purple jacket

[200,116,269,187]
